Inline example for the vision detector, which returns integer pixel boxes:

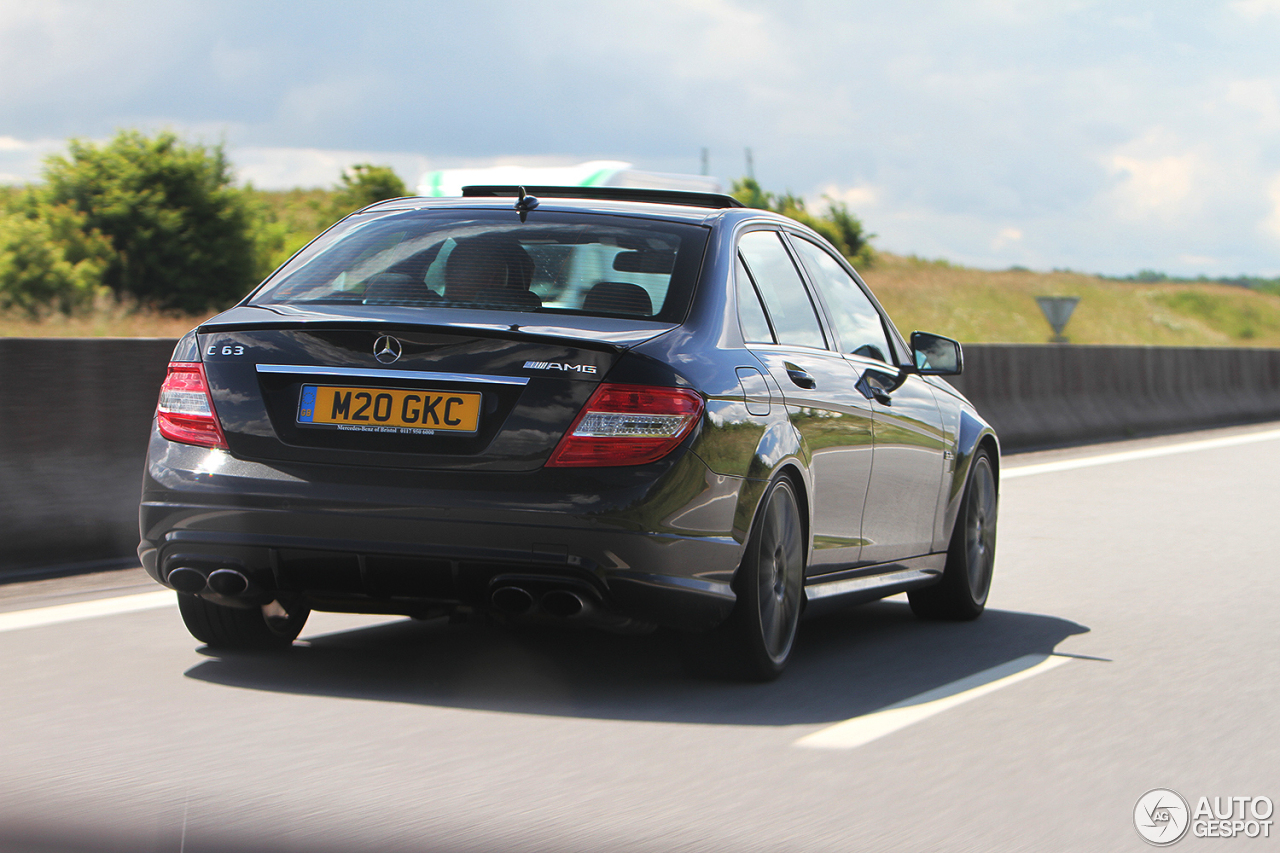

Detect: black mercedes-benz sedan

[139,185,999,680]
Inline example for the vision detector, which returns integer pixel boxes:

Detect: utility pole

[700,147,709,176]
[745,147,755,181]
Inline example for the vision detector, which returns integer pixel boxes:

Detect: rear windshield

[249,208,710,323]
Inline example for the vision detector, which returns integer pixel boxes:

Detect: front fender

[938,409,1000,547]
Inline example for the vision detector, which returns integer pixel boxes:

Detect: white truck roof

[417,160,722,197]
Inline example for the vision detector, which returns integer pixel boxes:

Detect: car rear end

[139,200,740,631]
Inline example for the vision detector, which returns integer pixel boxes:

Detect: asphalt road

[1,423,1277,852]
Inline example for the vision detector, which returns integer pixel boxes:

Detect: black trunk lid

[198,305,673,472]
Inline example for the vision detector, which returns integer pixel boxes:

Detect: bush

[41,130,257,312]
[333,163,408,216]
[730,177,875,267]
[247,166,409,280]
[0,198,113,316]
[243,187,336,281]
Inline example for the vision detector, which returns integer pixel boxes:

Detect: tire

[702,476,806,681]
[909,449,997,621]
[177,594,310,651]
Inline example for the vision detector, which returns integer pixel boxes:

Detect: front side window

[737,230,826,349]
[250,209,709,323]
[790,237,892,362]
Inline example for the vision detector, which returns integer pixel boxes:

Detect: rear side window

[789,237,892,362]
[736,255,775,343]
[737,230,826,349]
[250,209,709,323]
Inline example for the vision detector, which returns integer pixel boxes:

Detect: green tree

[333,163,408,215]
[41,130,257,312]
[822,200,872,264]
[730,177,875,267]
[731,176,774,211]
[0,198,113,316]
[243,187,337,280]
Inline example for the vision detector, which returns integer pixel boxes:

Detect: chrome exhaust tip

[206,568,250,597]
[541,590,585,618]
[167,567,208,594]
[491,586,535,616]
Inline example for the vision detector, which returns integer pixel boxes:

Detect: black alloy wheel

[709,475,806,681]
[909,449,997,620]
[177,594,310,651]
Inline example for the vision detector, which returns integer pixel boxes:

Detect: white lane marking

[0,591,175,634]
[1002,428,1280,479]
[795,653,1071,750]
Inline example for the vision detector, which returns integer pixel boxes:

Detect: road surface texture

[1,422,1276,852]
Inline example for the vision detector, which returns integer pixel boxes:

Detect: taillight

[156,362,228,450]
[546,383,704,467]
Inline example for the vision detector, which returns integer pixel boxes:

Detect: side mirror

[910,331,963,376]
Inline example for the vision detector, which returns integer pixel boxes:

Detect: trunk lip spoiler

[254,364,531,386]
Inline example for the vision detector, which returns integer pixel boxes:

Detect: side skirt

[803,553,946,607]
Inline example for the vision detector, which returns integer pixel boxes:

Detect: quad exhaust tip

[489,585,591,620]
[541,590,585,618]
[167,567,208,594]
[207,568,250,597]
[491,586,535,616]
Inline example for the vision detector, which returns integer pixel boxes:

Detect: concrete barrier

[0,338,176,575]
[1,339,1279,576]
[948,344,1280,451]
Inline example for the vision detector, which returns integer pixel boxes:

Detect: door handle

[786,367,816,389]
[856,373,892,405]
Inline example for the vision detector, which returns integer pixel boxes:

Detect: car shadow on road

[183,598,1090,727]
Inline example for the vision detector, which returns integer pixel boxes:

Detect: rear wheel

[702,476,805,681]
[909,449,997,620]
[177,594,310,650]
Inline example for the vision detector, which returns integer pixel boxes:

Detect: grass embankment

[862,254,1280,347]
[0,303,214,337]
[4,250,1280,345]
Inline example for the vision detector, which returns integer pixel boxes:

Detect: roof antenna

[514,186,539,222]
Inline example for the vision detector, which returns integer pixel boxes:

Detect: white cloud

[4,2,1280,274]
[992,227,1024,250]
[232,146,431,190]
[1104,132,1200,222]
[1177,254,1219,267]
[0,135,66,184]
[1263,174,1280,241]
[0,136,36,152]
[661,0,784,82]
[813,184,880,210]
[1231,0,1280,22]
[0,133,433,190]
[1226,79,1280,130]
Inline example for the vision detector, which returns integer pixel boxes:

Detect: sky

[4,0,1280,277]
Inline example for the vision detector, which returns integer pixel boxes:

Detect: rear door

[736,229,873,575]
[785,234,947,563]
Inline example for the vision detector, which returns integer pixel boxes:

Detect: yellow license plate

[297,385,481,434]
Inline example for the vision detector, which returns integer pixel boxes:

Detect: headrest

[445,236,535,292]
[582,281,653,316]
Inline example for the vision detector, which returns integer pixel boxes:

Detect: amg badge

[524,361,598,374]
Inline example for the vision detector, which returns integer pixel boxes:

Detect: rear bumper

[139,428,744,629]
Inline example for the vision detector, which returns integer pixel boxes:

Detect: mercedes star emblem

[373,335,403,364]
